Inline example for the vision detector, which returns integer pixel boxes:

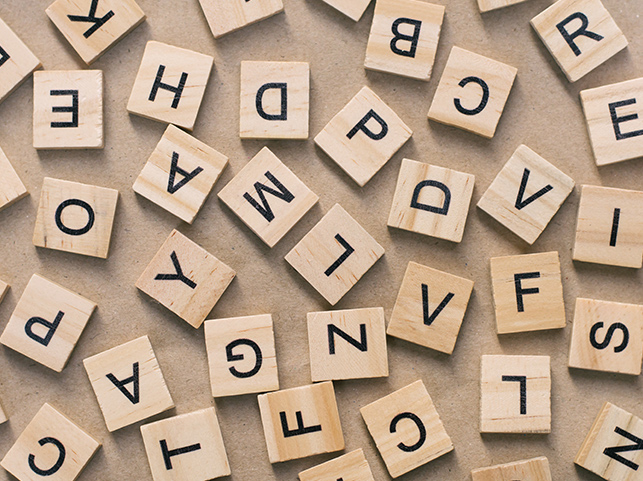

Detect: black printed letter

[590,322,629,353]
[347,110,388,140]
[515,169,553,210]
[226,338,263,378]
[410,180,451,215]
[328,324,367,354]
[149,65,188,109]
[556,12,604,57]
[514,272,540,313]
[604,427,643,470]
[0,45,10,68]
[422,284,454,326]
[454,77,489,116]
[390,412,426,452]
[155,251,197,289]
[256,83,287,121]
[25,311,64,347]
[324,234,354,277]
[502,375,527,415]
[609,99,643,141]
[390,18,422,58]
[280,411,322,438]
[106,362,140,404]
[610,208,620,247]
[243,171,294,222]
[55,199,95,236]
[50,90,79,128]
[160,439,201,470]
[167,152,203,194]
[67,0,114,38]
[28,437,66,476]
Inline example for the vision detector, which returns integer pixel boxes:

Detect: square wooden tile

[240,61,309,139]
[360,380,453,478]
[472,456,552,481]
[33,177,119,259]
[477,0,533,13]
[198,0,284,39]
[428,46,517,138]
[0,17,41,104]
[568,298,643,376]
[141,407,230,481]
[205,314,279,398]
[285,204,384,305]
[388,159,475,243]
[0,403,100,481]
[46,0,145,65]
[308,307,388,382]
[83,335,175,432]
[0,279,8,305]
[581,78,643,166]
[133,124,228,224]
[477,145,575,244]
[0,145,28,212]
[480,355,551,433]
[127,41,214,131]
[136,229,235,328]
[0,274,96,372]
[33,70,103,149]
[490,251,566,334]
[321,0,372,21]
[364,0,444,81]
[218,147,318,247]
[573,185,643,269]
[314,86,412,187]
[387,261,474,355]
[299,449,375,481]
[0,397,7,425]
[531,0,628,82]
[258,381,344,463]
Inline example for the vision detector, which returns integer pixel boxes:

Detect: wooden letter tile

[478,0,533,13]
[314,86,412,187]
[531,0,628,82]
[0,403,100,481]
[364,0,444,81]
[388,159,475,243]
[218,147,318,247]
[46,0,145,65]
[0,17,41,104]
[0,145,28,212]
[258,381,344,463]
[83,335,175,432]
[360,380,453,478]
[127,41,213,131]
[0,278,8,305]
[136,229,235,328]
[205,314,279,398]
[198,0,284,39]
[490,251,566,334]
[321,0,372,22]
[33,70,103,149]
[568,298,643,375]
[285,204,384,305]
[0,397,7,425]
[33,177,119,259]
[472,456,552,481]
[0,274,96,372]
[387,261,474,355]
[140,407,230,481]
[299,448,375,481]
[477,145,575,244]
[480,355,551,433]
[133,124,228,224]
[307,307,388,382]
[573,185,643,269]
[576,402,643,480]
[240,61,309,139]
[428,46,517,138]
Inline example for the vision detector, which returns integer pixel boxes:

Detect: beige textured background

[0,0,642,479]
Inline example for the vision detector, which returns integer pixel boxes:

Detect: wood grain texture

[0,16,41,104]
[0,144,27,212]
[477,0,533,13]
[299,449,375,481]
[321,0,372,21]
[197,0,284,39]
[471,456,552,481]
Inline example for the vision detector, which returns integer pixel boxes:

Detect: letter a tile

[285,204,384,305]
[198,0,284,39]
[0,17,41,105]
[299,449,375,481]
[471,457,552,481]
[0,145,28,212]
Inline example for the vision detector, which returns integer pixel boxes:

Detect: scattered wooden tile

[307,307,388,382]
[0,403,100,481]
[360,380,453,478]
[299,448,375,481]
[477,0,532,13]
[480,355,551,433]
[388,159,475,243]
[0,397,7,425]
[46,0,146,65]
[140,407,230,481]
[314,86,412,187]
[0,279,8,305]
[136,229,235,329]
[472,456,552,481]
[83,335,175,432]
[127,41,214,131]
[387,261,474,355]
[258,381,344,463]
[0,17,41,105]
[568,298,643,376]
[428,46,517,138]
[321,0,372,21]
[0,274,96,372]
[490,251,566,334]
[133,124,228,224]
[0,145,28,212]
[205,314,279,398]
[477,145,575,245]
[531,0,628,82]
[572,185,643,269]
[33,70,103,149]
[218,147,318,247]
[364,0,445,81]
[285,204,384,305]
[576,402,643,480]
[198,0,284,39]
[240,61,309,139]
[32,177,119,259]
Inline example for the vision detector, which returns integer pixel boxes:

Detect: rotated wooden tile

[198,0,284,39]
[472,456,552,481]
[0,279,8,305]
[0,397,7,425]
[478,0,533,13]
[299,449,375,481]
[0,145,28,212]
[321,0,372,21]
[0,16,41,104]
